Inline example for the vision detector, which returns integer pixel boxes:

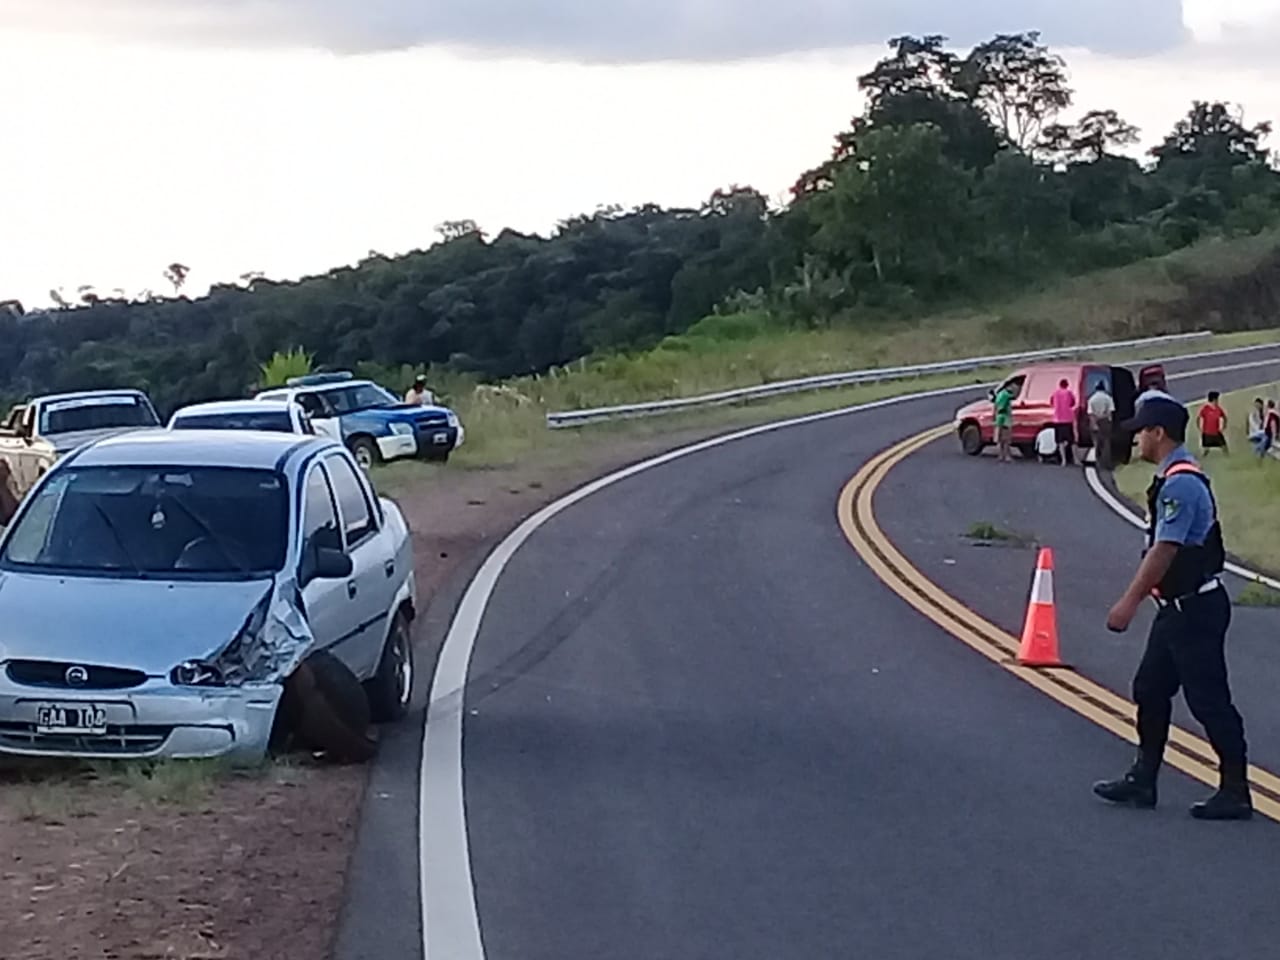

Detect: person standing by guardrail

[1087,382,1115,471]
[1094,395,1251,821]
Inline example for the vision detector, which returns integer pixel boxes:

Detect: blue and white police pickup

[255,373,464,470]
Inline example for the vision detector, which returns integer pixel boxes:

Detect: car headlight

[389,422,414,436]
[171,660,225,687]
[446,411,460,428]
[169,590,312,688]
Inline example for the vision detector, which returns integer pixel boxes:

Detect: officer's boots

[1190,762,1253,821]
[1093,753,1159,808]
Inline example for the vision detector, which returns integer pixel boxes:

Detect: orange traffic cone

[1017,547,1064,667]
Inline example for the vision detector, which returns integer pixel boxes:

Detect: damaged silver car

[0,430,417,763]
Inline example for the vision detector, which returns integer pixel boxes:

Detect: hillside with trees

[3,31,1278,415]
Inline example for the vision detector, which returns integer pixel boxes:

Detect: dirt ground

[0,760,366,960]
[0,423,729,960]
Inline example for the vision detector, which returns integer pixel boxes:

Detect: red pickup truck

[953,361,1167,463]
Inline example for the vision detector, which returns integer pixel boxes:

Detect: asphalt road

[339,343,1280,960]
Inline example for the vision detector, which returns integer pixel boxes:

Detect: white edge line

[419,341,1280,960]
[1083,358,1280,592]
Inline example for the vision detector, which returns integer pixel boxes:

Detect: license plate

[432,432,448,444]
[35,703,108,735]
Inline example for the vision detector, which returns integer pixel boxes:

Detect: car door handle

[347,580,358,599]
[384,559,395,578]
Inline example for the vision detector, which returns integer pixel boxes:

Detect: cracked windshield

[1,1,1279,958]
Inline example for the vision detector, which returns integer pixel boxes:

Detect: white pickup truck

[0,390,162,508]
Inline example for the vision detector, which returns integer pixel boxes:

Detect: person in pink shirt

[1051,378,1078,467]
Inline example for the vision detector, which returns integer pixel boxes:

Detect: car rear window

[173,411,294,433]
[40,395,159,435]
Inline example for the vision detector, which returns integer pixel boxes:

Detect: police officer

[1093,395,1251,820]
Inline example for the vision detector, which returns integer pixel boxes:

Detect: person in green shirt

[993,384,1014,463]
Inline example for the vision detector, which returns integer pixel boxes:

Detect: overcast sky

[1,0,1195,58]
[1,0,1278,307]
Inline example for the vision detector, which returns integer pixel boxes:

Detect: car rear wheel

[959,423,983,456]
[365,611,414,723]
[1016,443,1037,460]
[348,436,379,471]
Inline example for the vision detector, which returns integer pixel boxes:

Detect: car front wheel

[348,437,379,471]
[959,424,983,456]
[366,611,414,723]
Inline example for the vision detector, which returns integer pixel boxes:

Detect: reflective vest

[1144,461,1226,599]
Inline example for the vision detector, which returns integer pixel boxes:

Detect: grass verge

[1115,381,1280,574]
[1237,582,1280,608]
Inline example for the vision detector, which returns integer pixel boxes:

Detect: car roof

[264,378,373,395]
[1017,362,1101,375]
[69,430,336,471]
[172,399,297,416]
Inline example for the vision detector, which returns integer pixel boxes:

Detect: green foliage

[2,32,1279,419]
[259,347,314,388]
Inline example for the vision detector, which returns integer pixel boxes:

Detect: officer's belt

[1152,576,1223,611]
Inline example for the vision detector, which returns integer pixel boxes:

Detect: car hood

[0,571,273,675]
[50,426,160,455]
[954,397,990,419]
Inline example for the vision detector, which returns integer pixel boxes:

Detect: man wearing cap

[1093,395,1251,820]
[404,375,435,406]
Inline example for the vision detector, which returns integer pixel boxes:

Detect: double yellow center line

[837,425,1280,821]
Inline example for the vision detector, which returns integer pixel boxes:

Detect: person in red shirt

[1197,391,1228,455]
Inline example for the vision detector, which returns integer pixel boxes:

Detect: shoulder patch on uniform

[1161,497,1180,522]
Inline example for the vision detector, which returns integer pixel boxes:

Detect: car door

[297,462,365,669]
[1013,370,1055,442]
[298,391,342,442]
[1110,366,1138,465]
[323,452,391,679]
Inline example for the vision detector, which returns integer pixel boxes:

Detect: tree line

[2,31,1277,415]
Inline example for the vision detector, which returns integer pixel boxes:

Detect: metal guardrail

[545,331,1214,428]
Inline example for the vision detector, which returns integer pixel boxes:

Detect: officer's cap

[1121,395,1189,434]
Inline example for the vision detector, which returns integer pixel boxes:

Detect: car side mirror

[301,543,353,585]
[315,547,353,580]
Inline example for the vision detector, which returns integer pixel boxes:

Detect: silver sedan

[0,430,417,762]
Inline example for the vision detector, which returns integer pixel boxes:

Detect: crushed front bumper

[0,677,283,763]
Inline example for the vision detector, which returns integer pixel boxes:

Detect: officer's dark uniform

[1094,399,1251,820]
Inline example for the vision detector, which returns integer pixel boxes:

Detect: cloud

[5,0,1189,60]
